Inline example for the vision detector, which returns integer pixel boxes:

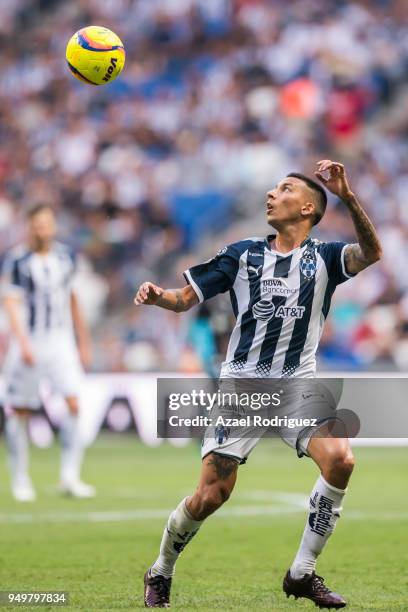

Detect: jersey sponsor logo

[253,299,305,322]
[248,251,264,257]
[308,494,334,536]
[261,279,297,296]
[300,250,317,279]
[275,305,305,319]
[252,299,275,321]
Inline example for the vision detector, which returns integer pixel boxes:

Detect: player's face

[28,209,57,249]
[266,178,314,228]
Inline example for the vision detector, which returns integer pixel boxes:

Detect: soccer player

[136,161,382,608]
[1,204,95,501]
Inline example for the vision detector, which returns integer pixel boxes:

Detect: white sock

[5,414,30,487]
[150,497,203,578]
[59,412,83,484]
[290,475,346,579]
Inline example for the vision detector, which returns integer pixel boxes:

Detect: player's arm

[134,282,199,313]
[70,290,92,369]
[2,293,35,365]
[315,160,382,274]
[135,244,241,311]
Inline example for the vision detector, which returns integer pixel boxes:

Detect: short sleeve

[1,253,23,295]
[318,241,357,286]
[184,243,243,303]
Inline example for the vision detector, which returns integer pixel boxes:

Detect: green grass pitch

[0,436,407,610]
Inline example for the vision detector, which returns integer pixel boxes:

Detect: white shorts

[201,379,340,463]
[3,334,83,410]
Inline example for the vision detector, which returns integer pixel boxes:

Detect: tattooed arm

[315,160,382,274]
[134,281,198,312]
[340,193,383,274]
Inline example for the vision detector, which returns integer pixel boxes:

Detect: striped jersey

[1,242,77,335]
[184,235,357,378]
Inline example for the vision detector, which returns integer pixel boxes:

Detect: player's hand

[134,281,164,306]
[20,340,35,366]
[315,160,353,200]
[79,341,92,370]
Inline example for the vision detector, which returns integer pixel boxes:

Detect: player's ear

[301,201,315,219]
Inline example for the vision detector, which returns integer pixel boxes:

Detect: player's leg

[144,452,239,608]
[59,395,80,487]
[50,343,95,498]
[5,407,36,502]
[284,428,353,608]
[290,431,354,578]
[59,395,95,498]
[3,346,40,502]
[152,452,238,574]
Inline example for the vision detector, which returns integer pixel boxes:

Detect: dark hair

[286,172,327,226]
[26,203,55,219]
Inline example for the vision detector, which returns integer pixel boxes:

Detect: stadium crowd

[0,0,407,372]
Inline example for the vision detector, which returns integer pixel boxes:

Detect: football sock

[290,475,346,579]
[5,413,30,486]
[150,497,203,578]
[60,412,83,484]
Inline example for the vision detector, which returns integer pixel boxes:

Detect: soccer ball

[66,26,125,86]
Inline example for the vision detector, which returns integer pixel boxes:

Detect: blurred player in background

[137,161,382,609]
[1,204,95,501]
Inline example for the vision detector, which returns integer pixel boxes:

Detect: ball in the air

[66,26,125,86]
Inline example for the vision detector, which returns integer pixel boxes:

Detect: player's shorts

[2,333,83,410]
[201,378,341,464]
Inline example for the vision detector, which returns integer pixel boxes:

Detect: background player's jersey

[1,242,77,336]
[184,235,357,378]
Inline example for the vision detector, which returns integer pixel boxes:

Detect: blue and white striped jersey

[184,235,357,378]
[1,242,77,335]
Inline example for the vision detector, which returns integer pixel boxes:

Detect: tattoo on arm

[156,289,186,312]
[344,243,370,273]
[208,454,238,480]
[156,285,199,313]
[343,194,382,274]
[174,290,184,313]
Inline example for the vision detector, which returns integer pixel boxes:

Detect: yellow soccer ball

[66,26,125,86]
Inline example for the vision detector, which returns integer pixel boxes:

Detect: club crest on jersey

[300,250,317,280]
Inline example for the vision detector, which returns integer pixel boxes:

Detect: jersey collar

[264,234,312,253]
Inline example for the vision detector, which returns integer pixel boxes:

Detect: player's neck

[273,228,309,253]
[30,242,52,255]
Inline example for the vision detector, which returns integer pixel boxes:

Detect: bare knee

[65,396,79,415]
[325,448,355,484]
[11,408,31,420]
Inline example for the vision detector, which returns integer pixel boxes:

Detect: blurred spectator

[0,0,407,372]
